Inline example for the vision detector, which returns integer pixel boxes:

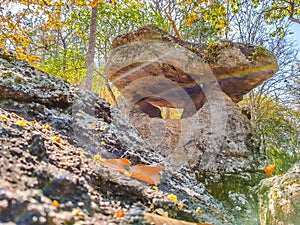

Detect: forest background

[0,0,299,174]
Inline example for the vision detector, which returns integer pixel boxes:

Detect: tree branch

[165,10,182,40]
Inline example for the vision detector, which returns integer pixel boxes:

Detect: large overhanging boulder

[105,24,278,118]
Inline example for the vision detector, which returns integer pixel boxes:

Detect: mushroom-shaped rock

[105,25,278,118]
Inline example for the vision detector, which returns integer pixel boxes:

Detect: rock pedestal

[129,84,264,206]
[105,24,278,118]
[105,25,280,224]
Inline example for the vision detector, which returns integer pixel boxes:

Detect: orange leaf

[177,202,184,210]
[116,209,125,218]
[144,212,214,225]
[264,165,275,178]
[30,120,37,125]
[89,0,98,7]
[102,158,131,173]
[129,164,164,186]
[51,135,62,143]
[96,157,164,185]
[52,200,60,208]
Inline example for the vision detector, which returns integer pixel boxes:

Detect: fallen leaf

[30,120,37,125]
[196,207,201,214]
[177,202,184,210]
[43,124,51,130]
[72,208,80,216]
[93,155,104,165]
[167,194,178,203]
[115,209,125,218]
[144,212,214,225]
[95,156,164,185]
[264,165,275,178]
[152,186,159,191]
[51,135,62,143]
[124,171,131,177]
[0,115,8,121]
[129,164,164,186]
[15,119,27,128]
[102,158,131,173]
[52,200,60,208]
[101,141,106,145]
[91,121,97,126]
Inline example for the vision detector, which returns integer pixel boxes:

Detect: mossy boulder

[258,162,300,225]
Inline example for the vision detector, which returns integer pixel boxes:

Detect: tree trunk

[165,107,170,119]
[85,5,98,91]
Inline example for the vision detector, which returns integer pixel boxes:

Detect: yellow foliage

[93,154,105,164]
[72,208,80,216]
[167,194,178,202]
[51,135,62,143]
[15,119,27,128]
[43,124,51,130]
[0,115,8,121]
[152,186,158,190]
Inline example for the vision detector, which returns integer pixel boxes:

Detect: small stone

[54,212,75,224]
[32,216,38,222]
[39,216,47,223]
[65,201,74,208]
[77,202,85,207]
[10,148,23,157]
[28,134,47,160]
[0,199,9,209]
[91,202,100,212]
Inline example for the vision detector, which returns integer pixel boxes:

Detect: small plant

[251,46,269,58]
[202,41,231,63]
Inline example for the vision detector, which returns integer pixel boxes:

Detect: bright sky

[290,23,300,58]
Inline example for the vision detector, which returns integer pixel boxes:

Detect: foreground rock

[105,24,278,117]
[1,49,235,224]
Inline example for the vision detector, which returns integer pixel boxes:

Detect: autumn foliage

[264,165,275,178]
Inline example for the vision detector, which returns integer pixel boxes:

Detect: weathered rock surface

[0,43,296,225]
[129,83,265,224]
[258,162,300,225]
[105,24,278,117]
[0,49,238,224]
